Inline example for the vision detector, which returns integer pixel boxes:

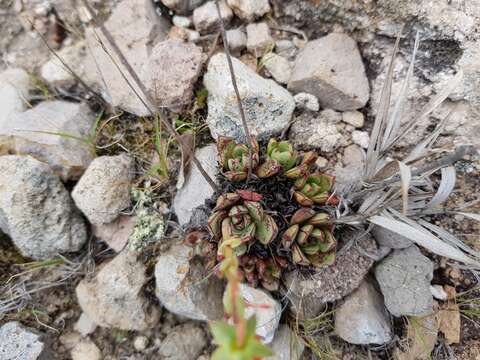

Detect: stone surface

[263,53,292,85]
[372,226,413,249]
[275,40,297,60]
[71,340,102,360]
[141,40,203,111]
[375,245,434,317]
[72,154,134,225]
[133,336,149,352]
[74,313,97,337]
[430,285,448,301]
[352,130,370,148]
[173,145,218,226]
[204,53,295,141]
[193,0,233,33]
[0,155,87,260]
[40,41,88,85]
[158,324,207,360]
[172,15,192,28]
[155,243,224,321]
[294,92,320,112]
[289,109,346,152]
[76,250,160,331]
[288,33,370,111]
[92,215,135,252]
[226,28,247,54]
[227,0,270,21]
[161,0,206,14]
[334,280,392,345]
[335,144,366,194]
[395,313,439,360]
[0,101,96,181]
[0,68,32,125]
[342,110,365,128]
[239,283,282,344]
[246,22,274,57]
[267,325,304,360]
[0,322,47,360]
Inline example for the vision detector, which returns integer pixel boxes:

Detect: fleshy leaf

[255,214,278,245]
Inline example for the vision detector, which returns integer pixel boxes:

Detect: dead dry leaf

[395,313,439,360]
[176,130,195,190]
[438,302,461,344]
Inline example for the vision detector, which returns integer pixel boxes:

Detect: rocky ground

[0,0,479,359]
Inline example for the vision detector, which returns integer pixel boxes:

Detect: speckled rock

[159,324,207,360]
[294,92,320,112]
[372,226,413,249]
[226,28,247,54]
[263,53,292,84]
[0,68,32,125]
[41,41,88,85]
[193,0,233,33]
[246,22,274,57]
[227,0,270,21]
[267,325,304,360]
[0,322,48,360]
[71,340,102,360]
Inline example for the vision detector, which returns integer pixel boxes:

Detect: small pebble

[172,15,192,28]
[133,336,149,352]
[352,130,370,149]
[315,156,328,168]
[294,92,320,112]
[343,110,365,128]
[430,285,448,301]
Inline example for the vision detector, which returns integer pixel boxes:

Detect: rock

[40,41,87,85]
[315,156,328,168]
[85,0,169,116]
[141,39,203,111]
[0,155,87,260]
[0,322,48,360]
[430,285,448,301]
[342,110,364,128]
[92,215,135,252]
[375,245,434,317]
[438,302,461,344]
[289,109,346,152]
[334,280,392,345]
[372,226,413,249]
[246,22,274,57]
[76,250,160,330]
[0,68,32,125]
[294,92,320,112]
[74,313,97,337]
[285,232,378,305]
[275,40,297,60]
[335,144,366,194]
[204,53,295,141]
[395,313,439,360]
[172,15,192,28]
[351,130,370,149]
[173,145,218,226]
[226,28,247,54]
[159,324,207,360]
[133,336,149,352]
[71,340,102,360]
[161,0,206,14]
[0,101,96,181]
[288,33,370,111]
[72,154,134,225]
[155,243,224,321]
[227,0,271,21]
[193,0,233,33]
[239,283,282,344]
[263,53,292,85]
[267,325,304,360]
[342,144,365,168]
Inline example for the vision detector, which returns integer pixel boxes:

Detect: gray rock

[141,39,203,111]
[289,109,346,152]
[288,33,370,111]
[73,313,97,337]
[204,53,295,141]
[172,15,192,28]
[133,336,149,352]
[375,245,434,317]
[161,0,206,14]
[226,28,247,54]
[173,145,218,226]
[335,144,366,194]
[267,325,304,360]
[0,68,32,125]
[293,92,320,112]
[193,1,233,33]
[40,41,88,85]
[372,226,413,249]
[0,155,87,260]
[71,340,101,360]
[246,22,274,57]
[334,280,393,345]
[263,53,292,85]
[159,324,207,360]
[92,215,135,252]
[342,144,365,168]
[239,283,281,344]
[76,250,160,330]
[275,40,297,60]
[72,154,134,225]
[342,110,365,128]
[0,101,95,181]
[155,243,224,321]
[0,322,48,360]
[352,130,370,149]
[227,0,271,22]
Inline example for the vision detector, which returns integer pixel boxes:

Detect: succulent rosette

[293,171,337,206]
[217,136,260,181]
[239,255,287,291]
[282,208,336,267]
[207,191,278,258]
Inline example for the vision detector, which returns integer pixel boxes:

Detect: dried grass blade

[398,161,412,215]
[457,212,480,222]
[427,166,456,209]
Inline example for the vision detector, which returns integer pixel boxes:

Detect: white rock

[342,144,365,168]
[159,324,207,360]
[289,33,370,111]
[226,28,247,54]
[72,154,134,225]
[92,215,135,252]
[342,110,365,128]
[0,100,96,181]
[239,283,281,344]
[0,68,32,124]
[41,41,87,85]
[263,53,292,85]
[204,53,295,141]
[294,92,320,111]
[155,243,224,321]
[76,250,160,330]
[430,285,448,301]
[172,15,192,28]
[267,325,304,360]
[173,145,218,226]
[0,155,87,260]
[335,280,393,345]
[133,336,149,352]
[74,313,97,337]
[193,0,232,33]
[226,0,270,21]
[71,340,102,360]
[0,322,48,360]
[275,40,297,60]
[352,130,370,148]
[246,22,274,57]
[315,156,328,168]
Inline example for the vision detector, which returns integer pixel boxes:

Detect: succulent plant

[293,171,337,206]
[218,136,260,181]
[208,191,278,257]
[239,254,287,291]
[282,208,336,267]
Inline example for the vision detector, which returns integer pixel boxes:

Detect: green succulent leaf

[255,214,278,245]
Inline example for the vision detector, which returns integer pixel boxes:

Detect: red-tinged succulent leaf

[293,175,308,190]
[319,230,336,252]
[217,136,235,167]
[224,170,247,182]
[301,240,321,255]
[301,183,320,197]
[244,201,265,222]
[256,159,282,178]
[311,192,329,204]
[308,213,330,225]
[262,277,279,292]
[228,205,249,218]
[309,228,325,241]
[184,230,208,245]
[255,214,278,245]
[215,193,241,210]
[300,151,317,166]
[266,138,278,156]
[326,194,340,205]
[284,163,308,179]
[292,244,310,266]
[281,224,299,249]
[290,208,316,225]
[236,190,263,202]
[297,224,313,245]
[314,172,335,192]
[293,191,314,206]
[208,210,227,238]
[309,252,336,268]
